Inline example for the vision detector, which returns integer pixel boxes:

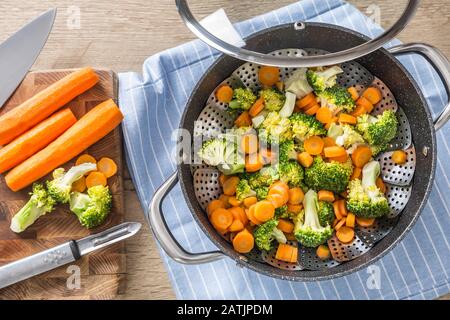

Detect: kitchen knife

[0,8,56,108]
[0,222,141,289]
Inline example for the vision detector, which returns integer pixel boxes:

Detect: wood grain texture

[0,69,125,299]
[0,0,448,300]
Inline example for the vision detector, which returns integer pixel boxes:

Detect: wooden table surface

[0,0,448,300]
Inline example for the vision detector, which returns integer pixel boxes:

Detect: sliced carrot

[332,218,339,228]
[253,200,276,222]
[351,167,362,180]
[0,67,99,146]
[277,219,294,233]
[246,205,264,225]
[346,213,356,228]
[288,187,304,205]
[276,243,297,263]
[229,206,248,225]
[362,87,382,105]
[322,136,336,148]
[207,199,226,216]
[334,217,347,231]
[243,196,258,208]
[316,245,331,260]
[351,145,372,168]
[324,118,338,130]
[356,96,374,113]
[316,107,333,124]
[351,104,367,117]
[210,208,233,230]
[338,199,348,217]
[234,111,252,127]
[85,171,107,188]
[376,177,387,194]
[222,176,240,196]
[296,93,316,109]
[304,136,324,155]
[304,103,320,115]
[76,154,97,166]
[392,150,407,165]
[0,109,77,174]
[347,87,359,101]
[324,146,347,158]
[229,219,245,232]
[287,203,303,214]
[249,98,265,117]
[268,181,289,204]
[338,113,357,125]
[267,193,286,209]
[232,229,255,253]
[329,153,349,163]
[216,85,234,103]
[228,196,242,207]
[333,200,347,220]
[219,174,229,186]
[241,134,258,154]
[318,190,335,202]
[72,176,86,193]
[97,157,117,178]
[258,66,280,86]
[245,153,264,172]
[336,226,355,243]
[5,99,123,192]
[219,194,231,207]
[297,152,313,168]
[356,217,376,227]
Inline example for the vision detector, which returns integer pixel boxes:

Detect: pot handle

[388,43,450,131]
[147,171,226,264]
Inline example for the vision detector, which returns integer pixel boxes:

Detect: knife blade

[0,222,141,289]
[0,8,56,108]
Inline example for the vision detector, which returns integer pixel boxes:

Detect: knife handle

[0,240,80,289]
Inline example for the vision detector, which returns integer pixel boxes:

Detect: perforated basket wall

[191,49,415,270]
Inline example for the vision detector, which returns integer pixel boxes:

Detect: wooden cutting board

[0,69,125,299]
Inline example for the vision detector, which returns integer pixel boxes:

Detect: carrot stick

[268,181,289,204]
[329,153,349,163]
[0,109,76,174]
[210,208,233,231]
[277,219,294,233]
[351,146,372,168]
[324,146,347,158]
[304,103,320,116]
[232,229,255,253]
[297,151,313,167]
[97,157,118,178]
[71,176,86,193]
[75,154,97,166]
[318,190,335,202]
[304,136,324,155]
[241,134,258,154]
[356,96,374,113]
[234,111,252,127]
[85,171,107,188]
[5,99,123,191]
[258,66,280,86]
[249,98,265,117]
[296,92,315,109]
[347,87,359,101]
[336,226,355,243]
[338,113,357,125]
[351,104,367,117]
[216,85,234,103]
[253,200,275,222]
[0,67,98,146]
[362,87,382,105]
[351,167,362,180]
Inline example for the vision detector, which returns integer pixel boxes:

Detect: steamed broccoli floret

[228,87,257,110]
[305,156,353,193]
[289,112,326,142]
[254,219,286,251]
[356,110,398,153]
[274,205,289,219]
[236,179,256,201]
[347,160,389,218]
[258,111,292,145]
[294,190,333,247]
[47,163,97,203]
[259,88,285,112]
[244,166,279,189]
[318,201,334,227]
[318,85,355,113]
[69,185,112,228]
[255,186,269,200]
[306,66,343,92]
[334,124,366,149]
[10,183,56,233]
[279,161,304,188]
[279,140,299,163]
[198,138,245,175]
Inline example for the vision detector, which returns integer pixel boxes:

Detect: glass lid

[175,0,419,67]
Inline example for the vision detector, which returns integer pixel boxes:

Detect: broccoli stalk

[10,183,56,233]
[69,185,112,228]
[347,160,389,218]
[306,66,343,92]
[47,163,97,203]
[294,190,333,247]
[228,88,257,111]
[254,219,287,251]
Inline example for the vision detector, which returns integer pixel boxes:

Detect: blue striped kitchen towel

[118,0,450,300]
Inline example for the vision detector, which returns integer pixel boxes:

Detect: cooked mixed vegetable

[200,65,406,263]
